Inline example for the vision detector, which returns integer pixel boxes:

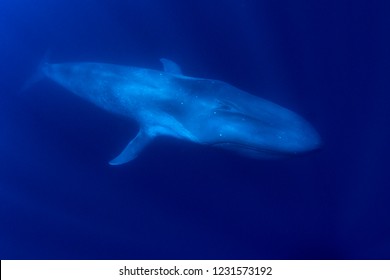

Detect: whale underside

[35,58,320,165]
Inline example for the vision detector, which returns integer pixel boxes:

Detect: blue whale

[39,58,320,165]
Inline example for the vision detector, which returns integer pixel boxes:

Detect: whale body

[39,58,320,165]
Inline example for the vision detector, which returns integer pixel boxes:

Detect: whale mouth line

[211,142,285,156]
[211,141,319,157]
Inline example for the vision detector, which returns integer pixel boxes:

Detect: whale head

[181,80,321,159]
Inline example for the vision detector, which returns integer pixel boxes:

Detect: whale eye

[218,104,233,111]
[216,100,238,112]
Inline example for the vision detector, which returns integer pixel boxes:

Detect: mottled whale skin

[40,58,320,164]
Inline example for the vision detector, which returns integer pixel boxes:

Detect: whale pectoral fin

[109,129,153,165]
[160,58,182,75]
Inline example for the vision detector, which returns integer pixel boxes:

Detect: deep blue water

[1,0,389,259]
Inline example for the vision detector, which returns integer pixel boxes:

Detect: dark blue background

[1,0,389,259]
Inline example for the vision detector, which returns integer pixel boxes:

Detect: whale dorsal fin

[160,58,182,75]
[109,128,153,165]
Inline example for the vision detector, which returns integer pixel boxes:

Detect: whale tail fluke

[20,50,50,93]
